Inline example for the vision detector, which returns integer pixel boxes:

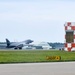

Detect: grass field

[0,50,75,63]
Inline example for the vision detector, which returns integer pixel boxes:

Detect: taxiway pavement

[0,62,75,75]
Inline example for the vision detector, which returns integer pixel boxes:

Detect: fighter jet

[6,38,33,49]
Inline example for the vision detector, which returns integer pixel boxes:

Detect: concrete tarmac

[0,62,75,75]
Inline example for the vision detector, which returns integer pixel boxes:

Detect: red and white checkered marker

[64,22,75,51]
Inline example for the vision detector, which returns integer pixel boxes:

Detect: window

[66,32,74,43]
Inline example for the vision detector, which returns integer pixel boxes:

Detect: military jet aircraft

[6,38,33,49]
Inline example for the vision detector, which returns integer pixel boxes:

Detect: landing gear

[14,47,22,50]
[14,47,18,49]
[19,47,22,49]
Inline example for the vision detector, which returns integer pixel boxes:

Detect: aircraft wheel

[19,47,22,49]
[14,47,18,49]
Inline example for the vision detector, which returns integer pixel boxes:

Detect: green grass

[0,50,75,63]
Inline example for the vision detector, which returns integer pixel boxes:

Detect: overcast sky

[0,0,75,42]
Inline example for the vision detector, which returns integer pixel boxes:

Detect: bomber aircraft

[6,38,33,49]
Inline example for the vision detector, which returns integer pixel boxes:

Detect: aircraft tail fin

[6,38,10,47]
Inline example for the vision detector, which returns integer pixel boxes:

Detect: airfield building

[23,42,52,50]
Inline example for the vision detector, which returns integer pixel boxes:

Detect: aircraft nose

[31,40,33,43]
[25,39,34,44]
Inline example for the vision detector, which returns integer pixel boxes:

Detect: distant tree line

[0,42,6,44]
[48,42,64,49]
